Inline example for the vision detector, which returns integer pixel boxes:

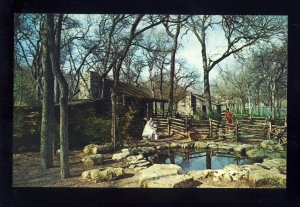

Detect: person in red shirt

[225,108,233,131]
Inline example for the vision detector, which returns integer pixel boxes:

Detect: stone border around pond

[81,140,286,188]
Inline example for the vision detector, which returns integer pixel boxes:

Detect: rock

[134,166,148,172]
[81,170,91,179]
[260,140,275,149]
[246,149,268,161]
[83,143,113,155]
[248,168,286,187]
[131,147,141,155]
[223,164,249,181]
[260,158,286,174]
[240,164,265,172]
[81,154,104,166]
[187,170,216,181]
[140,164,182,177]
[126,154,144,163]
[112,153,127,161]
[128,158,151,169]
[83,144,97,155]
[140,174,194,188]
[121,148,132,154]
[157,145,168,150]
[138,164,194,188]
[96,143,113,154]
[112,148,133,161]
[267,151,286,159]
[83,157,95,166]
[169,143,180,149]
[140,147,156,156]
[218,144,234,151]
[128,158,148,165]
[194,141,209,149]
[234,144,254,154]
[207,143,219,150]
[210,170,233,182]
[181,142,194,149]
[82,167,125,182]
[261,140,285,152]
[223,172,233,182]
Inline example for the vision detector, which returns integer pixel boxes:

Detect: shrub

[208,111,222,121]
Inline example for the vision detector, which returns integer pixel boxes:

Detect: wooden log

[167,117,171,135]
[239,128,268,133]
[171,118,185,123]
[185,117,188,133]
[211,122,220,127]
[235,122,239,142]
[171,129,186,136]
[171,122,185,129]
[170,125,185,131]
[192,129,209,133]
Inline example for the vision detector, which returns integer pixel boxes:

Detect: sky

[70,14,238,84]
[68,14,285,95]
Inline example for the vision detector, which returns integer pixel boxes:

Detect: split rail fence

[153,116,287,144]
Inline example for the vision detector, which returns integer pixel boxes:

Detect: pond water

[148,148,256,173]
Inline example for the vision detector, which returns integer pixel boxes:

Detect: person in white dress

[142,118,158,140]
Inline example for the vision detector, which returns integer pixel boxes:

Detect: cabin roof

[106,79,168,102]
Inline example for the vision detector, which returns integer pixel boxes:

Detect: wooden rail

[153,115,287,144]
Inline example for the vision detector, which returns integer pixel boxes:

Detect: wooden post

[284,116,287,127]
[235,121,239,142]
[162,102,165,118]
[209,118,212,138]
[154,101,157,117]
[268,121,272,140]
[185,117,188,138]
[185,117,188,132]
[167,117,171,135]
[249,115,253,124]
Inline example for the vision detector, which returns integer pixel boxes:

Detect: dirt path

[13,150,144,188]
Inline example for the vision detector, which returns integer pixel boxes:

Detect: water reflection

[148,148,255,173]
[168,148,175,164]
[206,150,212,169]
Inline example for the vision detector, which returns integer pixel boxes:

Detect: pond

[148,148,256,173]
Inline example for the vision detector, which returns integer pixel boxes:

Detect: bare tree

[47,13,70,179]
[40,16,54,169]
[188,15,287,114]
[108,15,167,150]
[14,14,44,102]
[163,15,182,116]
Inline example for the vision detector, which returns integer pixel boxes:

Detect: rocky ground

[13,136,286,188]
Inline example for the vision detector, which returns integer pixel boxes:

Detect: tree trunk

[59,92,69,179]
[166,15,181,117]
[40,17,54,169]
[111,87,118,150]
[247,96,252,115]
[168,49,175,116]
[271,82,276,118]
[149,64,155,98]
[47,13,70,179]
[203,69,212,114]
[54,78,60,103]
[37,83,42,103]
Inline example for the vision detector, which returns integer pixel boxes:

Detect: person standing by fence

[225,108,233,132]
